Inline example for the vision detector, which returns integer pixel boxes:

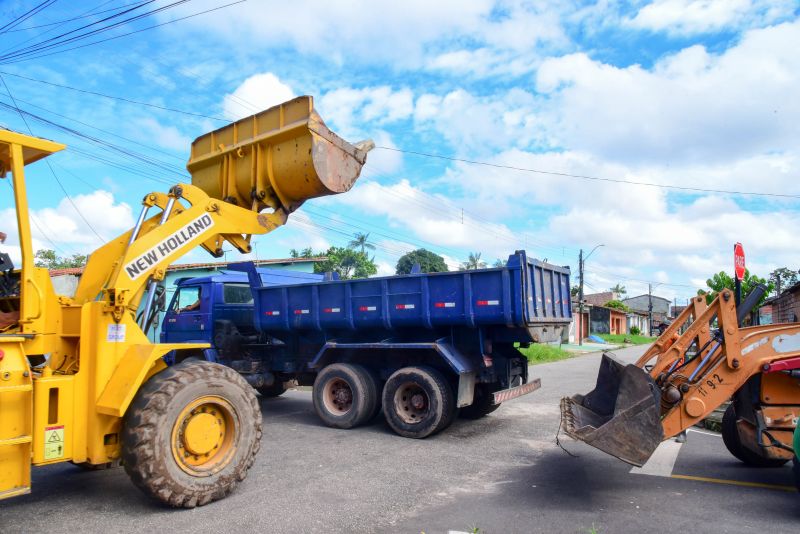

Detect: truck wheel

[122,361,261,508]
[383,366,455,439]
[312,363,378,429]
[721,404,787,467]
[257,382,286,398]
[459,384,501,420]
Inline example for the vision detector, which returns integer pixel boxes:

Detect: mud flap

[560,353,664,466]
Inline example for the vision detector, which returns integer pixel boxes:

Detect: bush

[630,325,641,336]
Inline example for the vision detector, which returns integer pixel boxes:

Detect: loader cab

[0,130,65,336]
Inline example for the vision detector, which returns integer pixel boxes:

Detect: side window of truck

[172,286,201,313]
[223,283,253,305]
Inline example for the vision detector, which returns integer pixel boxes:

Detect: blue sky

[0,0,798,303]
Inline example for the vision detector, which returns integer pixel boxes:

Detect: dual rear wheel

[313,364,458,438]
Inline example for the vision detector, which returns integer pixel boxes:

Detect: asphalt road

[3,345,798,533]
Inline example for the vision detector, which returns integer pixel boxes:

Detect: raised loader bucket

[187,96,373,214]
[560,353,664,466]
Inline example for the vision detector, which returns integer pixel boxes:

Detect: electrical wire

[0,0,58,36]
[0,0,248,65]
[0,70,228,121]
[375,146,800,199]
[1,74,105,243]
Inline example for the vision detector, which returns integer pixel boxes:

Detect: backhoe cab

[0,97,371,506]
[562,285,800,480]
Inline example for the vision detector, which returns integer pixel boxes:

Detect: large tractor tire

[257,381,286,398]
[122,360,262,508]
[459,384,501,420]
[382,366,456,439]
[312,363,379,429]
[721,404,787,468]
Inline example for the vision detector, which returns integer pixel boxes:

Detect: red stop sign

[734,242,745,281]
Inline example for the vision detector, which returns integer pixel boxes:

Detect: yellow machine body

[0,96,370,500]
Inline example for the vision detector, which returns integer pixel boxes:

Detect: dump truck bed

[247,251,571,343]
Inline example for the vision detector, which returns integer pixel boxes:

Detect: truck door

[162,285,210,343]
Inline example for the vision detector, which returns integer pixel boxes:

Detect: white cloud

[0,190,134,263]
[334,179,522,261]
[223,73,295,120]
[534,20,800,173]
[627,0,795,35]
[135,117,191,152]
[318,86,414,139]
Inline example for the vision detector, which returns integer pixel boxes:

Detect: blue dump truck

[161,251,571,438]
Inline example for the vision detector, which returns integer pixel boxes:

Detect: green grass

[517,343,573,364]
[598,333,656,345]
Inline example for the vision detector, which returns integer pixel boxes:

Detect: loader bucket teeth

[560,353,664,466]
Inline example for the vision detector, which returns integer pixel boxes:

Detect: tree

[289,247,315,258]
[347,232,375,255]
[769,267,799,295]
[609,283,626,297]
[699,269,774,307]
[314,246,377,279]
[571,285,580,297]
[396,249,448,275]
[34,249,87,269]
[460,252,486,270]
[493,259,507,268]
[605,300,629,312]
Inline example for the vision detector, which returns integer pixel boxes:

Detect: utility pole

[648,283,653,336]
[578,249,584,346]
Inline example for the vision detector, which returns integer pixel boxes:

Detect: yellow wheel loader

[0,96,371,507]
[561,285,800,488]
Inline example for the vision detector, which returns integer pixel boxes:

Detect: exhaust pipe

[560,353,664,466]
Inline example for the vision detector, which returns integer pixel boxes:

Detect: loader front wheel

[122,361,261,508]
[721,404,787,468]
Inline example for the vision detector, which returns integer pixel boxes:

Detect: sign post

[733,242,745,310]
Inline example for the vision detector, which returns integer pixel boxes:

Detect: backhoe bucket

[187,96,372,214]
[560,353,664,466]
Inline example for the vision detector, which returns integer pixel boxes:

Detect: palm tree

[610,283,626,297]
[348,232,375,254]
[461,252,486,270]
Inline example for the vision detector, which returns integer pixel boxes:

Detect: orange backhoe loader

[561,285,800,489]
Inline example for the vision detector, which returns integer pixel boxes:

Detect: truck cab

[161,269,324,346]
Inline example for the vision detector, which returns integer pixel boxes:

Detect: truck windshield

[223,283,253,304]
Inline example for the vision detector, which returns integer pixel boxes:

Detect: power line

[1,74,105,243]
[0,1,166,62]
[0,0,58,36]
[1,1,144,33]
[0,70,228,120]
[0,0,248,65]
[375,146,800,199]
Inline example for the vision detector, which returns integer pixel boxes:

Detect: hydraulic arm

[0,96,371,506]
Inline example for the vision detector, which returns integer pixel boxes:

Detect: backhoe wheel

[793,456,800,493]
[459,384,501,420]
[383,366,455,439]
[257,381,286,398]
[122,361,261,508]
[313,363,378,429]
[721,404,787,468]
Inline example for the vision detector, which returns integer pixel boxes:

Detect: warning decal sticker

[44,425,64,460]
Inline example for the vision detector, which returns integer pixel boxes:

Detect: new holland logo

[125,214,215,280]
